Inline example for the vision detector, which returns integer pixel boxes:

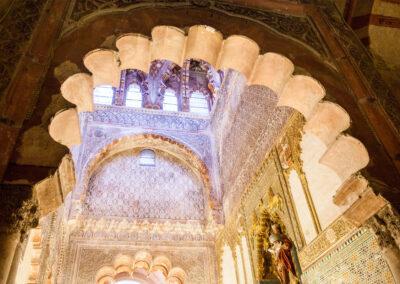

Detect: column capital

[0,185,39,236]
[365,205,400,250]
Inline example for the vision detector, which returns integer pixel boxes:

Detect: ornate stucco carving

[83,150,206,221]
[366,205,400,250]
[212,72,293,221]
[298,216,355,269]
[63,241,216,283]
[301,228,395,283]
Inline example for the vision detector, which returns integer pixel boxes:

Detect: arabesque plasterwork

[298,216,356,269]
[215,113,309,282]
[64,240,217,284]
[83,150,206,221]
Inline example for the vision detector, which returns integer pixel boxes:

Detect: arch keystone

[83,48,120,87]
[217,35,259,79]
[278,75,325,119]
[61,73,93,112]
[319,135,369,181]
[250,52,294,94]
[49,108,81,148]
[116,33,150,72]
[184,25,223,66]
[304,101,351,146]
[151,26,186,66]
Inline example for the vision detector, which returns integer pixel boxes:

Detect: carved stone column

[0,185,39,283]
[366,206,400,284]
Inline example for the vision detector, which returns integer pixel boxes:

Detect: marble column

[0,185,39,284]
[7,238,23,284]
[0,232,20,283]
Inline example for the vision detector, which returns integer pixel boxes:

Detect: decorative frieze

[298,216,355,269]
[63,241,217,283]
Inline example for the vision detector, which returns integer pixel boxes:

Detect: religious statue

[267,224,298,284]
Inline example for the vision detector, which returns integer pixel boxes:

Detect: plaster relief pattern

[212,72,292,218]
[65,243,216,284]
[301,229,395,284]
[83,150,205,221]
[76,108,212,179]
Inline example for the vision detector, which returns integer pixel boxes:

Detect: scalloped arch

[50,24,371,224]
[96,251,187,284]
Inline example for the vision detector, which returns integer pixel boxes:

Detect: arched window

[125,83,142,108]
[189,91,209,115]
[139,149,155,166]
[163,88,178,112]
[93,85,114,105]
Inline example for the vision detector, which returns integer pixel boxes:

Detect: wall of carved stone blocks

[301,228,394,284]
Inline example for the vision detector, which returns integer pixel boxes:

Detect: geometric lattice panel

[301,228,394,284]
[64,241,216,284]
[83,150,205,221]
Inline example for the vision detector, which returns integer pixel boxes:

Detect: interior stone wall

[211,70,293,220]
[301,228,394,284]
[216,146,305,282]
[63,240,216,284]
[84,149,205,221]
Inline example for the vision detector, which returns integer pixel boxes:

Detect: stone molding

[69,218,218,242]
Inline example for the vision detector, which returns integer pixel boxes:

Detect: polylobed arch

[52,25,370,204]
[35,22,393,283]
[95,251,186,284]
[34,3,398,192]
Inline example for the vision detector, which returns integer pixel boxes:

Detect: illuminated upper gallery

[92,58,221,115]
